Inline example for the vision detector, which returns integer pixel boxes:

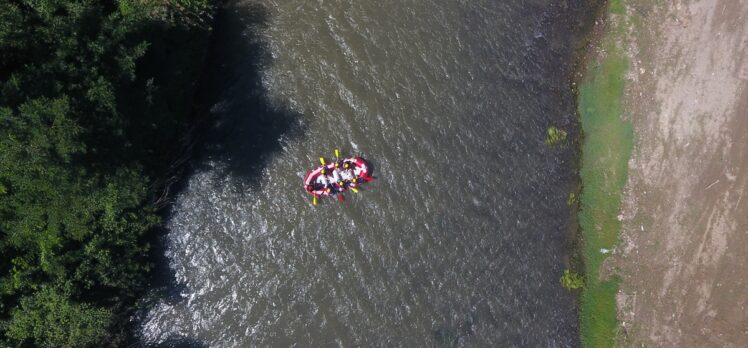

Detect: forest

[0,0,213,346]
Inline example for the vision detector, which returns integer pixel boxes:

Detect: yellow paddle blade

[351,187,359,193]
[313,196,317,205]
[334,148,340,158]
[319,157,326,165]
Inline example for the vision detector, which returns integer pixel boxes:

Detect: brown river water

[139,0,594,346]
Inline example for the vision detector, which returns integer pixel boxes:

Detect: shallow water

[140,0,590,346]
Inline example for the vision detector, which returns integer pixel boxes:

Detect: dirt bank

[614,0,748,346]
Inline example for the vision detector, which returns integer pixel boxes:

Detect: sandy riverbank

[613,0,748,346]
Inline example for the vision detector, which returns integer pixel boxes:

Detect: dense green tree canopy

[0,0,212,346]
[6,285,111,348]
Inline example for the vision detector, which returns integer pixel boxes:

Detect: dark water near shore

[140,0,593,346]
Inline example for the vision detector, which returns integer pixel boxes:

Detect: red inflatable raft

[303,156,372,200]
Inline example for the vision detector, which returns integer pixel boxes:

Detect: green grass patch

[581,276,621,347]
[609,0,625,14]
[576,2,634,347]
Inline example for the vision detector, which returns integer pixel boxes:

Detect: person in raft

[330,162,347,190]
[340,162,355,182]
[315,168,331,190]
[332,162,343,183]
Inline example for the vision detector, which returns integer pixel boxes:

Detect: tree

[6,285,111,348]
[0,98,86,288]
[0,0,213,345]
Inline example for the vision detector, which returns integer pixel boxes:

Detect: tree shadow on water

[142,3,303,346]
[189,2,303,186]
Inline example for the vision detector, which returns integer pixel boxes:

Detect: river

[140,0,592,346]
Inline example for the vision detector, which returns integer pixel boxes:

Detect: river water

[140,0,591,346]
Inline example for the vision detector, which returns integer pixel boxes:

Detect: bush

[567,192,578,206]
[560,269,585,290]
[545,126,568,145]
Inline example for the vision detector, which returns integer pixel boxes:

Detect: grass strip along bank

[576,1,633,346]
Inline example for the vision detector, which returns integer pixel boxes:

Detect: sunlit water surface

[140,0,588,346]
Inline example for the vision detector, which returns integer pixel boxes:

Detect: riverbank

[576,0,748,346]
[613,0,748,346]
[574,1,632,346]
